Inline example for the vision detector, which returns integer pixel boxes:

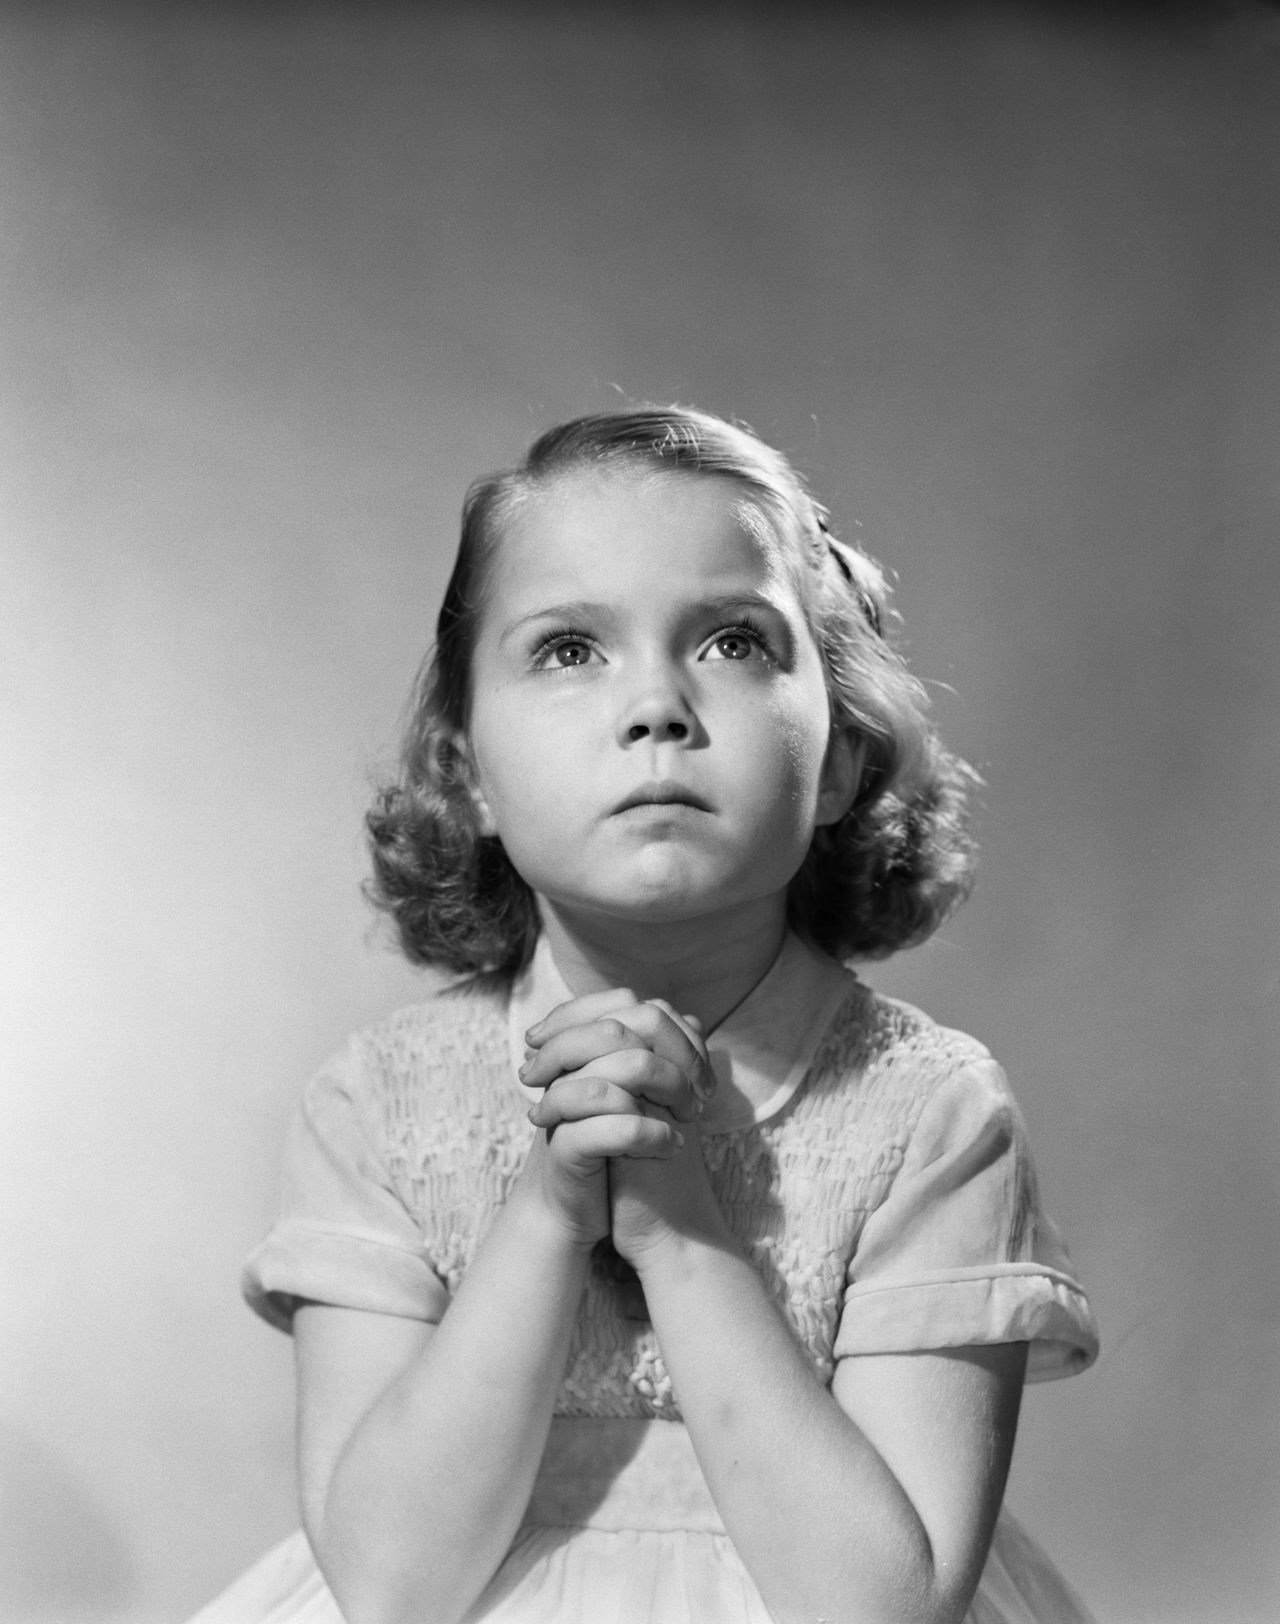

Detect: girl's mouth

[613,782,713,815]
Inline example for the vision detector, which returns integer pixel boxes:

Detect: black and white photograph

[3,5,1277,1623]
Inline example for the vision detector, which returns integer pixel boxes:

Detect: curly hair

[366,406,976,974]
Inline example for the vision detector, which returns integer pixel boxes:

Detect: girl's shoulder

[824,978,996,1077]
[318,971,516,1109]
[803,978,1013,1135]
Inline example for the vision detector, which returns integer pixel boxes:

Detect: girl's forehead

[492,466,796,590]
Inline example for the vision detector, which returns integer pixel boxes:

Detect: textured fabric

[243,944,1097,1394]
[189,1430,1098,1624]
[188,1513,1098,1624]
[525,1418,727,1531]
[217,938,1100,1622]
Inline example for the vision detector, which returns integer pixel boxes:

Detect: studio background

[3,5,1277,1622]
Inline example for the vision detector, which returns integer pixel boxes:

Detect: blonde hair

[367,406,975,971]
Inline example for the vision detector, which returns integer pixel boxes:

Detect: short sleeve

[834,1059,1098,1381]
[241,1037,451,1333]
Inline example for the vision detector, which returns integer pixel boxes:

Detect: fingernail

[672,1129,685,1148]
[525,1020,545,1039]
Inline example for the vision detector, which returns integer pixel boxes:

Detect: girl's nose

[618,684,697,746]
[627,716,689,743]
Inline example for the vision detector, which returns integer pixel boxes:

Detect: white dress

[190,935,1100,1623]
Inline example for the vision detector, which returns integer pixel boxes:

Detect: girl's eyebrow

[498,601,617,646]
[697,591,790,619]
[503,591,786,633]
[501,589,791,645]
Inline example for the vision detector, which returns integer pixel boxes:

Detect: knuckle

[643,1052,676,1086]
[648,1063,676,1095]
[619,1116,675,1156]
[618,1118,652,1152]
[613,1048,649,1082]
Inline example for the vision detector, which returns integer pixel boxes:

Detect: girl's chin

[543,879,786,934]
[524,848,799,932]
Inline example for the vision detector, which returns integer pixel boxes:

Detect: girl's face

[465,467,856,939]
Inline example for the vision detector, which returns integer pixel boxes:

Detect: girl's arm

[529,1001,1024,1624]
[293,1101,686,1624]
[631,1221,1024,1624]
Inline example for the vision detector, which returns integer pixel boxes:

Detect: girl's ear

[451,731,499,837]
[471,787,499,838]
[815,729,867,827]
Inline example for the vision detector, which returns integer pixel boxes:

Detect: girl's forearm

[317,1173,592,1624]
[635,1237,957,1624]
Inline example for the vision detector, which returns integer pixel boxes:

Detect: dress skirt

[188,1418,1096,1624]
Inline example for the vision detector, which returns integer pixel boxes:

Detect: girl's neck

[536,896,789,1034]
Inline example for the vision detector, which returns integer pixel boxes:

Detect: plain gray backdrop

[2,4,1277,1621]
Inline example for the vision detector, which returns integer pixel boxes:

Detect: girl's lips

[612,783,713,815]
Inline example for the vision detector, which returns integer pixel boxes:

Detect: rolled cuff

[834,1262,1099,1382]
[241,1219,451,1333]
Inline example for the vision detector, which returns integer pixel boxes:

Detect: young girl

[192,407,1099,1624]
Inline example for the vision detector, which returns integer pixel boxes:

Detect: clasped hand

[518,990,728,1265]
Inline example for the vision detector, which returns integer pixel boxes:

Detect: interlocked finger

[528,1071,645,1131]
[548,1112,683,1170]
[521,1019,648,1089]
[524,1012,709,1100]
[525,989,644,1049]
[524,1042,703,1123]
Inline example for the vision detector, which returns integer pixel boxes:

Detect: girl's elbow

[807,1549,982,1624]
[899,1560,984,1624]
[764,1571,972,1624]
[321,1571,472,1624]
[311,1523,500,1624]
[854,1588,975,1624]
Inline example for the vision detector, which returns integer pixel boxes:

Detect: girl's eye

[532,634,597,669]
[552,640,592,667]
[704,625,768,662]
